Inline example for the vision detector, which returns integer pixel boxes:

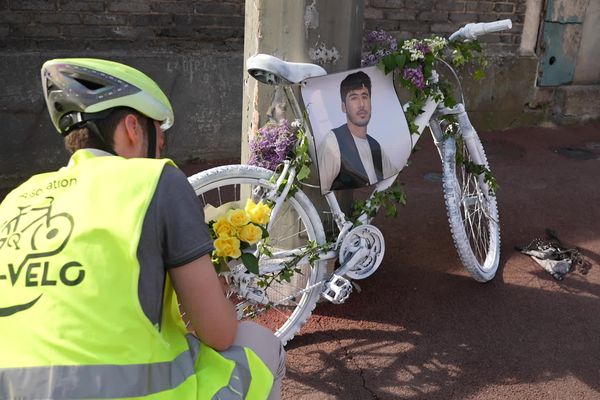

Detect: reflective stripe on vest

[0,150,272,399]
[196,343,274,400]
[213,347,253,399]
[0,335,273,400]
[0,335,199,399]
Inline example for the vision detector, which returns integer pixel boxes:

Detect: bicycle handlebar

[449,19,512,41]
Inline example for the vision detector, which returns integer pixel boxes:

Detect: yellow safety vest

[0,149,272,399]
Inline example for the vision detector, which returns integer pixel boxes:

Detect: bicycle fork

[431,104,495,210]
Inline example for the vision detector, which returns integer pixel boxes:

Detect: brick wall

[0,0,531,192]
[364,0,526,53]
[0,1,247,191]
[1,1,526,53]
[0,0,245,52]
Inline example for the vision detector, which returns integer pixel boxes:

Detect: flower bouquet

[248,119,298,171]
[209,199,272,274]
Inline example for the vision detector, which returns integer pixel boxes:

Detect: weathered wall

[365,0,526,54]
[1,0,594,195]
[364,0,543,131]
[0,0,246,192]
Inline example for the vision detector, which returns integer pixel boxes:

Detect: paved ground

[3,122,598,399]
[276,122,600,399]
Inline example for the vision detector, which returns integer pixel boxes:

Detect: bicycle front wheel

[441,135,500,282]
[188,164,327,345]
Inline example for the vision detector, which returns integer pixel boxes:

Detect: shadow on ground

[282,123,600,399]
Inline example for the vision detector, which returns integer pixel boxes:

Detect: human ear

[123,114,143,145]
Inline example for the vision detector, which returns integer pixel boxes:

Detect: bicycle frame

[260,65,492,275]
[190,19,509,341]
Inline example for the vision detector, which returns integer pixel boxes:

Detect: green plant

[363,30,496,193]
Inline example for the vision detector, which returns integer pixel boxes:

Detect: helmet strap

[84,120,117,155]
[59,110,117,155]
[145,117,157,159]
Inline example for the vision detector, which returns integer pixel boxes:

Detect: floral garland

[216,30,497,280]
[362,30,497,193]
[209,121,315,283]
[362,30,487,136]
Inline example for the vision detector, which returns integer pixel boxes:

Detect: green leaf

[259,224,269,239]
[385,204,397,217]
[382,55,396,74]
[424,66,432,79]
[297,164,311,181]
[219,257,230,273]
[241,253,259,275]
[394,53,406,69]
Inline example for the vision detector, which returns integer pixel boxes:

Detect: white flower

[402,39,425,61]
[424,36,448,54]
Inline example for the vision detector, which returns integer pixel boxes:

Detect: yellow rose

[245,199,271,225]
[245,198,257,214]
[237,223,263,245]
[214,236,241,258]
[213,217,236,238]
[226,208,250,227]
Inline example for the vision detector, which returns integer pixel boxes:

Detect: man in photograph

[318,71,397,193]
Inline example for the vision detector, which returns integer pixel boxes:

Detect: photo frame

[301,66,411,194]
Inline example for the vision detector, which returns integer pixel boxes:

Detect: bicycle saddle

[247,54,327,85]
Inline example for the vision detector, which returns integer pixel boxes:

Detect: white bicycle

[188,20,510,345]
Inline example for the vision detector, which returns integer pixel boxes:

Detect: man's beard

[349,114,370,127]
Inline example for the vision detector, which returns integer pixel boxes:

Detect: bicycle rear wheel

[441,135,500,282]
[188,164,327,345]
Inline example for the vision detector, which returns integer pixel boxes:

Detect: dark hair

[63,107,145,154]
[340,71,371,103]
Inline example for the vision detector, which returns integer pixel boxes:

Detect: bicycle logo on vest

[0,196,79,317]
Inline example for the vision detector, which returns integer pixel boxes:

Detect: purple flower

[402,65,426,90]
[362,30,398,66]
[248,120,298,171]
[415,43,430,55]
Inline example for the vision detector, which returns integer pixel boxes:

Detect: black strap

[85,120,117,155]
[145,117,157,159]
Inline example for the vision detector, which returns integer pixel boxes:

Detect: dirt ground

[276,122,600,399]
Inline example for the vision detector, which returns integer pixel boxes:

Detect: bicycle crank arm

[332,246,369,277]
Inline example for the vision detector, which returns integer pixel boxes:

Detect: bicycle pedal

[321,274,353,304]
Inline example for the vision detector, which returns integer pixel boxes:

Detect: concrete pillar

[241,1,364,294]
[242,0,364,224]
[519,0,543,57]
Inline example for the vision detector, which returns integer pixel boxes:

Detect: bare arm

[169,254,238,351]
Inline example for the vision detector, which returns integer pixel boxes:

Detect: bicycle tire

[441,135,500,282]
[188,164,327,345]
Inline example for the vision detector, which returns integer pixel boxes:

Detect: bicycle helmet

[41,58,174,136]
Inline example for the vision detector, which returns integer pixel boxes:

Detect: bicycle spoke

[189,166,327,343]
[272,223,308,245]
[456,152,495,267]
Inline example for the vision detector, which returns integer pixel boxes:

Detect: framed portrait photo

[301,66,411,194]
